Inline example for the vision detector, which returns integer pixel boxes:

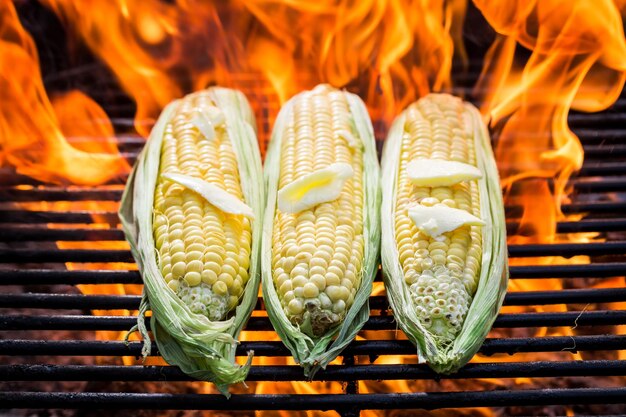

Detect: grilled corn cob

[119,88,263,396]
[262,84,380,376]
[381,93,508,373]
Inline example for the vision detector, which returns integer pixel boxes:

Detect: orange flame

[474,0,626,243]
[0,0,129,185]
[40,0,462,132]
[41,0,247,136]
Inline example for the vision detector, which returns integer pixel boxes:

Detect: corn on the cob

[153,93,253,320]
[119,88,264,396]
[262,84,380,376]
[381,93,508,374]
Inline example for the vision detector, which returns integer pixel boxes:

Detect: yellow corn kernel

[152,91,252,321]
[271,85,365,337]
[393,94,483,341]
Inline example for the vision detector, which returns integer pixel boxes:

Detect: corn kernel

[184,272,202,286]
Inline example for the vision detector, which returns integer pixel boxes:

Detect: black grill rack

[2,86,626,415]
[2,6,626,415]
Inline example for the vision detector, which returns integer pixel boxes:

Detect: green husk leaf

[380,95,509,374]
[261,86,381,378]
[119,87,264,396]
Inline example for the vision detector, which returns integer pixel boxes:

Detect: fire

[0,0,129,184]
[39,0,462,131]
[474,0,626,243]
[2,0,626,415]
[471,3,626,400]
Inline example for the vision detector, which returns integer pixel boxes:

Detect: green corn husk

[119,87,264,396]
[380,94,509,374]
[261,85,381,377]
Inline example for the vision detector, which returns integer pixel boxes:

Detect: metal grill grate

[2,86,626,415]
[2,9,626,415]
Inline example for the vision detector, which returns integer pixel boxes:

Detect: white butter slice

[190,113,216,141]
[200,105,226,126]
[408,204,485,238]
[190,106,226,141]
[406,159,482,187]
[277,162,354,214]
[162,173,254,219]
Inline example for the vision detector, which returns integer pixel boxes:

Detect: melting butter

[408,204,484,238]
[406,158,482,187]
[190,106,225,141]
[277,162,354,214]
[161,173,254,218]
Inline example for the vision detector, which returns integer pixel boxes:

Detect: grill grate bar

[7,158,623,185]
[507,241,626,257]
[584,144,626,159]
[568,113,626,127]
[568,178,626,193]
[0,227,124,242]
[3,288,626,310]
[5,215,626,230]
[0,188,123,202]
[0,270,142,285]
[2,361,626,382]
[0,210,118,224]
[1,335,626,357]
[0,114,619,147]
[3,236,626,259]
[2,218,624,246]
[577,163,626,176]
[555,219,626,233]
[503,288,626,305]
[3,176,624,203]
[115,143,626,163]
[2,241,626,265]
[17,154,626,177]
[562,201,626,214]
[508,263,626,278]
[576,128,626,144]
[2,310,626,331]
[2,200,624,227]
[2,263,625,286]
[2,388,626,411]
[0,248,134,263]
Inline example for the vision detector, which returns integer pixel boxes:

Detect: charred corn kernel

[120,87,264,394]
[262,84,380,376]
[381,93,508,374]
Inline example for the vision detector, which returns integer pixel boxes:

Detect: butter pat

[406,158,482,187]
[190,106,225,141]
[408,204,484,238]
[278,162,354,214]
[162,173,254,218]
[190,113,216,141]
